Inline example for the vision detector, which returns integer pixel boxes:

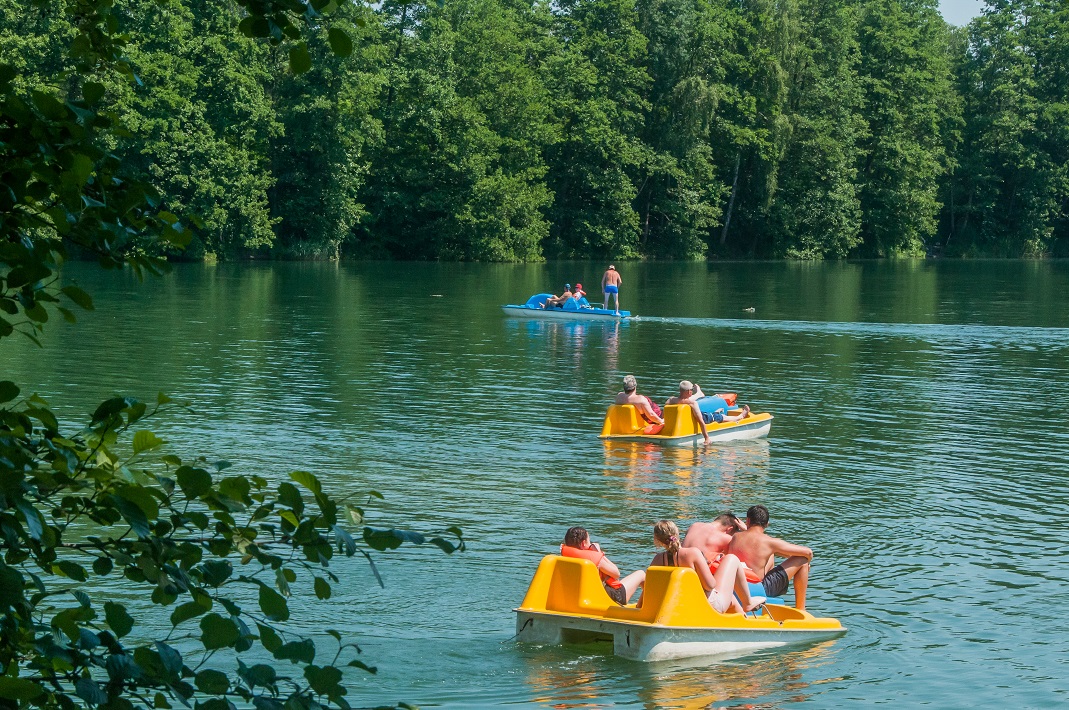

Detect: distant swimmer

[727,505,813,610]
[601,265,622,314]
[744,307,755,312]
[561,526,645,605]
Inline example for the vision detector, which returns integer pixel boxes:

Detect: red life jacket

[560,544,623,588]
[708,554,762,583]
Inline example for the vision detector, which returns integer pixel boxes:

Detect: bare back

[682,522,733,561]
[651,546,716,591]
[726,528,776,574]
[602,270,621,287]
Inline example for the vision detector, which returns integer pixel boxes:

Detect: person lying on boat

[614,375,664,426]
[561,527,645,605]
[727,505,812,610]
[665,381,751,425]
[651,520,765,614]
[541,284,573,308]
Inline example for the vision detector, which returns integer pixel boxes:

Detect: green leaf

[258,584,289,622]
[257,624,282,653]
[199,613,239,650]
[82,81,105,105]
[0,564,25,609]
[201,560,232,587]
[0,381,19,403]
[347,659,377,675]
[195,669,229,695]
[303,665,343,698]
[176,466,212,498]
[93,557,113,576]
[132,430,165,454]
[92,396,130,423]
[104,601,134,637]
[289,43,312,74]
[55,560,87,581]
[314,577,331,600]
[328,28,353,57]
[61,285,94,310]
[238,660,277,688]
[289,471,322,494]
[0,676,45,701]
[76,676,107,704]
[170,601,208,626]
[273,638,315,664]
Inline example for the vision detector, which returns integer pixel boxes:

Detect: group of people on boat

[540,265,624,314]
[615,375,751,443]
[561,505,813,614]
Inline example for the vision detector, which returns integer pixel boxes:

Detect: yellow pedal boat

[599,403,773,445]
[514,555,845,662]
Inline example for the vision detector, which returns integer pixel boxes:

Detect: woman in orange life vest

[651,520,765,614]
[561,527,645,605]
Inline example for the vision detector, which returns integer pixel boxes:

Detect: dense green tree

[944,0,1069,256]
[854,0,958,256]
[542,0,651,259]
[768,0,865,258]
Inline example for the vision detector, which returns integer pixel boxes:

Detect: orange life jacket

[715,393,738,406]
[709,554,762,583]
[560,544,623,588]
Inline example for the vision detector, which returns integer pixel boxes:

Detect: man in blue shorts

[601,265,621,314]
[727,505,813,610]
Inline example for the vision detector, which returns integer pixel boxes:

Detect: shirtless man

[683,513,745,561]
[663,380,710,444]
[543,284,573,308]
[727,505,813,610]
[614,375,663,425]
[601,265,622,314]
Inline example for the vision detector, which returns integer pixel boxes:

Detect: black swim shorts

[604,582,628,605]
[762,564,789,598]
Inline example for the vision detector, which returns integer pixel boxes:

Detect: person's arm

[638,398,663,424]
[691,402,709,442]
[692,384,705,398]
[688,548,717,592]
[770,537,813,561]
[597,555,621,580]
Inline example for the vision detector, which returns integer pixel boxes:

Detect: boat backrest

[600,405,643,436]
[659,404,701,437]
[524,293,553,308]
[518,555,614,615]
[563,297,580,311]
[603,566,727,625]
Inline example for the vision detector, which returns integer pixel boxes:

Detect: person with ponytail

[651,520,765,614]
[561,527,645,605]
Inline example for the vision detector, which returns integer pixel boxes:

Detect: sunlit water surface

[4,260,1069,708]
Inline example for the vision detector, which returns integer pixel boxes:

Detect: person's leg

[715,554,765,612]
[779,556,810,610]
[613,291,620,314]
[620,570,645,603]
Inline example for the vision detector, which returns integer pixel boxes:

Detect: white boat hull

[502,305,630,320]
[515,610,844,662]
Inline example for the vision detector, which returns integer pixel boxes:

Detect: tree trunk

[719,152,742,246]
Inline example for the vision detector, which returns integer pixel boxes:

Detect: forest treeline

[3,0,1066,261]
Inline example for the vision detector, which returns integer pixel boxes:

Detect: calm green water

[5,260,1069,708]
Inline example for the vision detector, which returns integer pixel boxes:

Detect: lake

[4,260,1069,708]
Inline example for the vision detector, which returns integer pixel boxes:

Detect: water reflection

[635,640,840,709]
[517,640,841,709]
[504,319,624,371]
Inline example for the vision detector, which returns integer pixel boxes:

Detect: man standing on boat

[601,265,622,314]
[727,505,813,610]
[664,380,710,444]
[614,375,663,425]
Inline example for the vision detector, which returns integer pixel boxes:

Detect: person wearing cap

[614,375,663,425]
[601,265,622,314]
[727,505,813,610]
[664,380,711,443]
[542,283,573,308]
[573,282,586,301]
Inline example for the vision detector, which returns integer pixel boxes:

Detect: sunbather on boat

[561,527,645,605]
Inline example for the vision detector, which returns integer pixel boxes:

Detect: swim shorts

[604,581,627,605]
[762,564,789,598]
[701,410,726,424]
[707,588,730,613]
[604,284,619,294]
